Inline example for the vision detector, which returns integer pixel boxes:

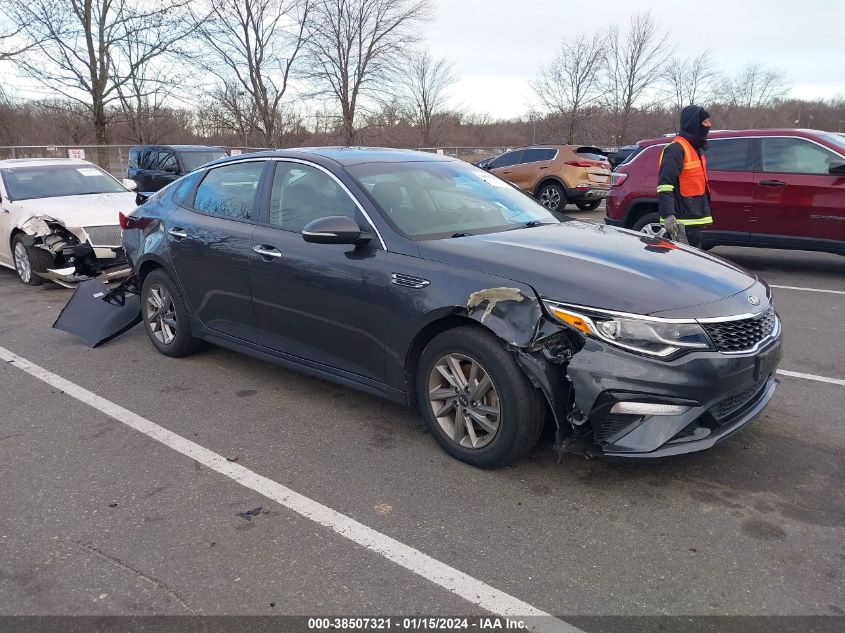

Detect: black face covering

[679,105,710,149]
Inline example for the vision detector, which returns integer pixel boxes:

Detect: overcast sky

[427,0,844,118]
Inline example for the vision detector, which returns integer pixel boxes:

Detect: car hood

[417,221,757,316]
[11,192,136,228]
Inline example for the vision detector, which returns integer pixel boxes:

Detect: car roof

[0,158,95,169]
[130,144,226,152]
[636,128,830,147]
[202,147,457,168]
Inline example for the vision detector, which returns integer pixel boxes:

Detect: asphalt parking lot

[1,206,843,630]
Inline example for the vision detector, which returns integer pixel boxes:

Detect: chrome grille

[702,308,777,353]
[84,225,123,247]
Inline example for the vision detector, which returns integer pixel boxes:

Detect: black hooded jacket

[657,105,713,224]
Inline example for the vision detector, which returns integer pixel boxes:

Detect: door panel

[703,138,754,240]
[166,161,267,342]
[488,150,523,185]
[166,208,258,341]
[509,148,555,192]
[753,137,845,241]
[249,161,387,381]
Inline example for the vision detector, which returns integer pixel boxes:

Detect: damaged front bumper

[566,337,783,457]
[19,216,130,287]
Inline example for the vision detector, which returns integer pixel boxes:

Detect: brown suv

[477,145,611,211]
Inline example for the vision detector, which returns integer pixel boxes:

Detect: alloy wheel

[538,187,561,211]
[13,242,31,283]
[145,283,178,345]
[641,222,667,238]
[428,353,501,449]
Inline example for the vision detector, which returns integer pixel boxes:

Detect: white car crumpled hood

[13,192,137,231]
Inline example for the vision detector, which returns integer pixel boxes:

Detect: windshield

[1,164,126,201]
[346,160,557,240]
[179,151,227,172]
[817,132,845,154]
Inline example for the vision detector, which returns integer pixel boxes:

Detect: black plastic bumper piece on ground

[52,279,142,347]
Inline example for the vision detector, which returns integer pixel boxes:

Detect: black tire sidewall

[141,269,196,357]
[416,327,540,468]
[632,211,660,232]
[11,235,45,286]
[576,200,601,211]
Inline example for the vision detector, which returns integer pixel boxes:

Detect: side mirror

[163,164,177,173]
[122,178,138,191]
[302,216,371,245]
[828,160,845,176]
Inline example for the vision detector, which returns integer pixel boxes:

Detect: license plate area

[754,344,780,381]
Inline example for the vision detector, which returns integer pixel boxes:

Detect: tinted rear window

[705,138,753,171]
[575,147,608,161]
[522,148,557,163]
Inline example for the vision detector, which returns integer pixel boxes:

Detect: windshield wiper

[507,220,556,231]
[450,232,473,238]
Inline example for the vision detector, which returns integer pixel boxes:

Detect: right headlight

[543,301,712,358]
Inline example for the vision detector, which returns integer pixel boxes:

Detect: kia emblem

[747,295,760,306]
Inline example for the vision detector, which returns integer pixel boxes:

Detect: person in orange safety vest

[657,105,713,248]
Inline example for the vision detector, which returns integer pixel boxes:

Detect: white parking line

[777,369,845,386]
[770,284,845,296]
[0,345,579,633]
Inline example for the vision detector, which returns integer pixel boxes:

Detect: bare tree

[305,0,432,145]
[192,0,312,147]
[532,34,605,144]
[603,11,671,143]
[5,0,193,161]
[663,51,718,114]
[719,63,789,110]
[403,48,455,146]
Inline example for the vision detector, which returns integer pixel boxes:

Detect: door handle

[168,227,188,238]
[253,245,283,258]
[758,179,786,187]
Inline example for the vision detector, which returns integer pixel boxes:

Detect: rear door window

[522,148,557,163]
[193,161,265,220]
[760,137,841,175]
[705,138,753,171]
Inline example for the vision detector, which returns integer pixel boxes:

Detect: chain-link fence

[0,144,517,177]
[0,144,265,178]
[416,147,511,162]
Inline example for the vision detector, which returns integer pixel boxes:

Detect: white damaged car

[0,158,138,286]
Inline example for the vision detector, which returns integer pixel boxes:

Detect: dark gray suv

[127,145,227,192]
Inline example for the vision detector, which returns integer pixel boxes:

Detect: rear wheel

[416,326,544,468]
[12,234,52,286]
[575,199,601,211]
[141,269,200,357]
[633,212,666,238]
[537,182,565,212]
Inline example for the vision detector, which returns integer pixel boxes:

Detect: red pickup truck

[605,129,845,255]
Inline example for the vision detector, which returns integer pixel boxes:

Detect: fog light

[610,402,690,416]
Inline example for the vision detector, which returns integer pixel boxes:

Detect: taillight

[119,212,151,230]
[565,160,598,168]
[611,172,628,187]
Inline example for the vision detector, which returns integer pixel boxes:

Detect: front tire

[633,211,666,237]
[141,269,200,357]
[575,199,601,211]
[536,182,566,212]
[416,326,544,468]
[12,234,52,286]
